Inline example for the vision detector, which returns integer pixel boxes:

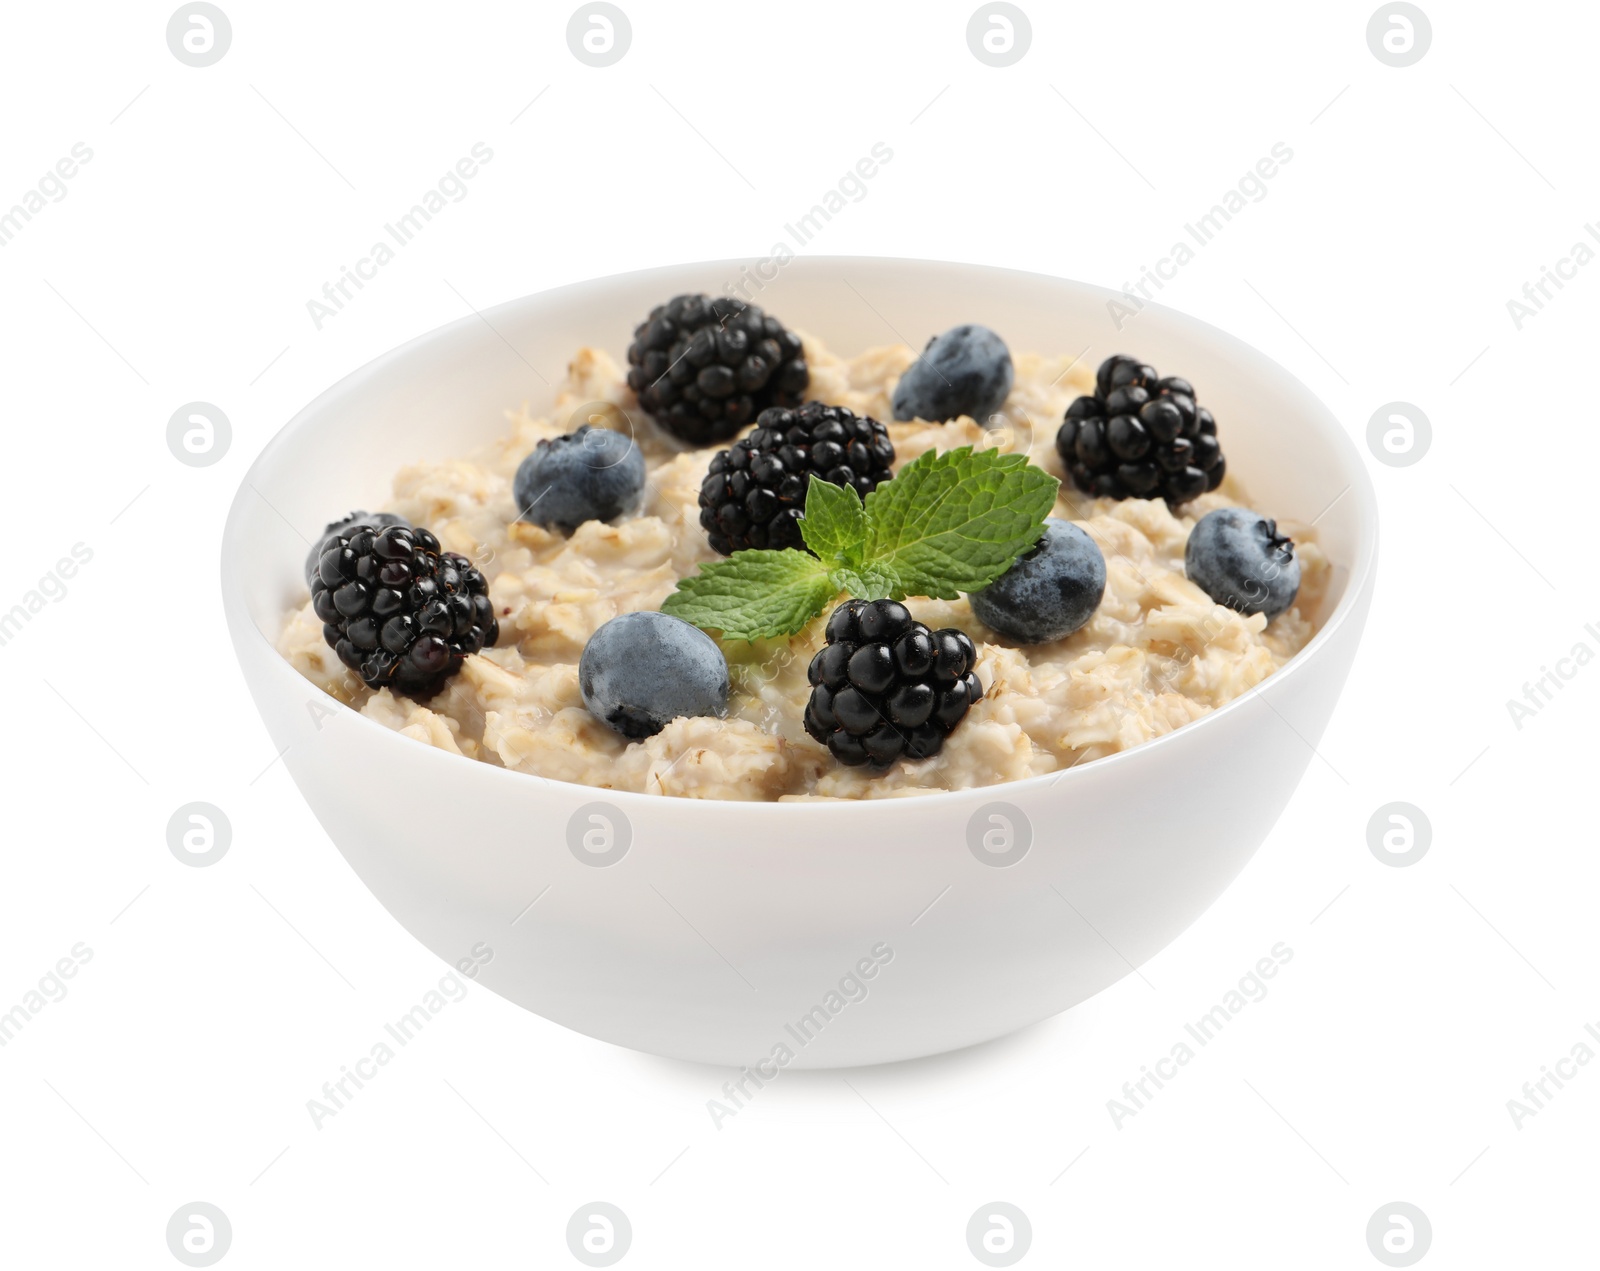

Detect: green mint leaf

[661,549,836,641]
[862,446,1059,599]
[797,478,866,569]
[663,447,1057,640]
[829,562,899,602]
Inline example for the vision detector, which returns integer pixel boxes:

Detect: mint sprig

[863,447,1061,600]
[794,474,867,569]
[661,447,1059,641]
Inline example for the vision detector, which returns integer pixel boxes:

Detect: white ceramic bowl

[222,257,1376,1068]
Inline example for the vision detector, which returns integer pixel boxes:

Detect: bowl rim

[222,254,1379,817]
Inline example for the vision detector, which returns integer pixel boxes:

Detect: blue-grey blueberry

[580,611,729,739]
[304,511,410,587]
[514,425,646,534]
[1184,507,1300,620]
[969,518,1106,643]
[892,324,1014,423]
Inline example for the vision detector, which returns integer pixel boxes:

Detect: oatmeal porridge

[279,321,1327,801]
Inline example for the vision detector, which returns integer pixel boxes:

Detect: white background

[1,1,1594,1266]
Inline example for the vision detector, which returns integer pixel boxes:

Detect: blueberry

[304,511,410,587]
[969,519,1107,644]
[1184,507,1301,620]
[579,611,728,739]
[514,425,646,534]
[891,324,1014,424]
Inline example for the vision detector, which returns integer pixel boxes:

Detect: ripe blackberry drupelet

[311,523,498,701]
[626,294,809,445]
[1056,354,1225,505]
[698,402,896,555]
[804,599,984,770]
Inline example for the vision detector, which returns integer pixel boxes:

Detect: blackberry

[311,523,498,701]
[1056,354,1225,505]
[303,510,410,587]
[698,403,896,555]
[626,294,809,445]
[804,599,983,770]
